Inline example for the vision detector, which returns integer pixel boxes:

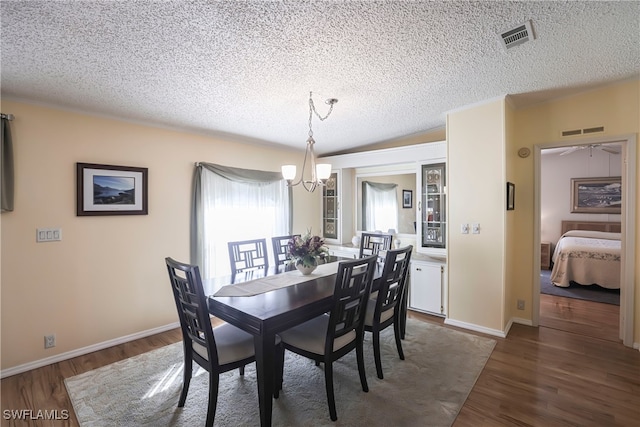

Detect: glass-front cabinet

[322,172,339,240]
[420,162,446,250]
[321,169,354,244]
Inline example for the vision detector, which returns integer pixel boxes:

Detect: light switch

[472,223,480,234]
[36,228,62,242]
[460,224,469,234]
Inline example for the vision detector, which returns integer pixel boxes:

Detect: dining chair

[271,234,300,269]
[228,238,269,276]
[358,232,393,258]
[276,254,378,421]
[165,257,258,427]
[364,245,412,379]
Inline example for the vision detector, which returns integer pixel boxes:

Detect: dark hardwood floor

[2,298,639,426]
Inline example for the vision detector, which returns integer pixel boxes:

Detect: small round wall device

[518,147,531,158]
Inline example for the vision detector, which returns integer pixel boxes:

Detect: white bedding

[550,230,621,289]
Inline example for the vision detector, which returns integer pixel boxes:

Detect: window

[193,163,291,279]
[362,181,398,232]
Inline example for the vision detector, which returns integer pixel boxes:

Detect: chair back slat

[375,246,413,322]
[327,255,377,346]
[228,239,269,275]
[271,235,300,267]
[359,232,393,258]
[165,257,219,365]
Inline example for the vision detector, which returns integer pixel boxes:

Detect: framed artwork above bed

[570,176,621,214]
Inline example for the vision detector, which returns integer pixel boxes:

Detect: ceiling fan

[558,144,620,156]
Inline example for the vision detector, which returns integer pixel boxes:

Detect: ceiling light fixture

[282,91,337,192]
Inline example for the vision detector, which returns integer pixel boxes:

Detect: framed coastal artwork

[76,163,148,216]
[570,176,621,214]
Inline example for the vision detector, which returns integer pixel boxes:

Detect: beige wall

[513,79,640,341]
[447,98,507,332]
[3,79,638,372]
[0,100,319,370]
[445,80,638,340]
[541,148,622,244]
[504,99,520,324]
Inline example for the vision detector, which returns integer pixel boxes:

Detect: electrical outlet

[517,299,525,310]
[44,334,56,349]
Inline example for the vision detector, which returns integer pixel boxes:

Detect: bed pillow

[561,230,621,240]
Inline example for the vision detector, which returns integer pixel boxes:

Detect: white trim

[0,322,180,379]
[444,317,507,338]
[320,141,446,169]
[533,133,636,347]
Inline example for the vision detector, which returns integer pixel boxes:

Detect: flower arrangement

[287,230,329,268]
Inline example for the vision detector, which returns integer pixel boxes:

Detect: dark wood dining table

[205,256,403,427]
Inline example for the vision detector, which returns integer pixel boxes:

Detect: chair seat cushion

[364,297,394,327]
[279,314,356,355]
[193,323,255,365]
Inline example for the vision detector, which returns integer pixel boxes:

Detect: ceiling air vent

[500,20,534,50]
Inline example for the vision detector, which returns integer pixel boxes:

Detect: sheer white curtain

[193,164,291,279]
[363,181,398,232]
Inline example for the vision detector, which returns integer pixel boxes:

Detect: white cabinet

[409,259,446,316]
[319,141,445,247]
[326,244,358,259]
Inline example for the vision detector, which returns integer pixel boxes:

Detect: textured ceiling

[1,1,639,155]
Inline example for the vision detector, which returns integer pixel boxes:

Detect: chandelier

[281,91,337,192]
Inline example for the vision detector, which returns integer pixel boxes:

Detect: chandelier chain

[308,91,335,138]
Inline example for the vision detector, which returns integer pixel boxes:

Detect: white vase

[352,235,361,246]
[296,263,317,275]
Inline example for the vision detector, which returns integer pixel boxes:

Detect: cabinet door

[409,261,443,315]
[322,172,339,240]
[321,169,354,244]
[420,163,446,249]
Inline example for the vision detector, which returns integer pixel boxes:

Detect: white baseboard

[444,317,508,338]
[0,322,180,379]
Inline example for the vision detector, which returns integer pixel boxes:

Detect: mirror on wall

[356,173,416,234]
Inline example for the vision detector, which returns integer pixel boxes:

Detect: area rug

[540,269,620,305]
[65,319,495,427]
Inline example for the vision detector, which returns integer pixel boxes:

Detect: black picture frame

[402,189,413,208]
[76,163,148,216]
[506,182,515,211]
[570,176,621,214]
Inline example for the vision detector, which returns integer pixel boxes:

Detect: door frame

[532,134,636,347]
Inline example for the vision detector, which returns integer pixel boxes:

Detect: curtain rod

[1,113,14,121]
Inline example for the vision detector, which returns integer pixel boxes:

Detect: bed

[550,220,621,289]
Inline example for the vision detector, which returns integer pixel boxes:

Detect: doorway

[533,135,636,347]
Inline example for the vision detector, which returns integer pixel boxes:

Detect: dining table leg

[254,332,275,426]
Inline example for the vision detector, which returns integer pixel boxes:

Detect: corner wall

[446,98,507,334]
[513,79,640,343]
